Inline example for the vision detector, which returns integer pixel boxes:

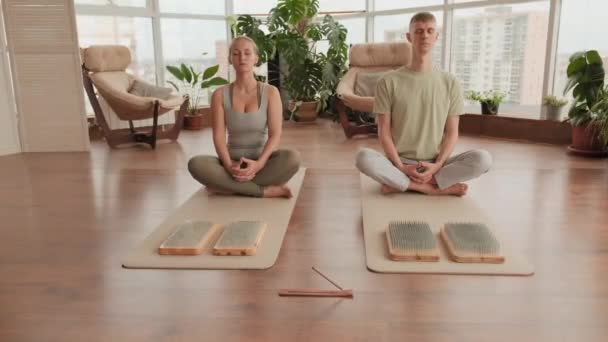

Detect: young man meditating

[356,12,492,196]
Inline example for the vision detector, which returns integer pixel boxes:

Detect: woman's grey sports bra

[223,82,268,160]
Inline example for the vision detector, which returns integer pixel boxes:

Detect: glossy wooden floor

[1,120,607,341]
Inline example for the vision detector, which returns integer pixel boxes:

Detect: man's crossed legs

[356,148,492,196]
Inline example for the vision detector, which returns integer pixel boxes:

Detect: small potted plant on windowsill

[542,95,568,121]
[465,90,507,115]
[166,62,228,130]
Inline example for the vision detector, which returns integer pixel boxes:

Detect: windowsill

[463,104,544,121]
[460,113,571,145]
[464,111,543,120]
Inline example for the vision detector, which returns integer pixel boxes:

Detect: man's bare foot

[206,187,234,196]
[381,184,402,194]
[439,183,468,196]
[263,185,293,198]
[407,181,468,196]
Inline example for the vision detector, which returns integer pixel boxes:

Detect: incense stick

[312,266,344,290]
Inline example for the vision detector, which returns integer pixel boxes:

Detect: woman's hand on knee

[241,157,263,175]
[230,157,262,182]
[223,160,237,177]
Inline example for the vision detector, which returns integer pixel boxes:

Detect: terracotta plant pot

[289,100,318,122]
[481,101,499,115]
[184,115,203,130]
[183,107,212,130]
[568,123,608,157]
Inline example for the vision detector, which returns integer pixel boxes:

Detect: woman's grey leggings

[355,148,492,191]
[188,149,301,197]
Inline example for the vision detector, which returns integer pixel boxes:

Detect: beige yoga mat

[360,174,534,276]
[122,168,306,270]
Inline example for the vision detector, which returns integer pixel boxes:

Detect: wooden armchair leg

[150,100,159,149]
[337,99,355,138]
[336,98,378,138]
[165,96,188,140]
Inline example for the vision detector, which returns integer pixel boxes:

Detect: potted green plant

[588,85,608,151]
[233,0,348,122]
[465,90,507,115]
[542,95,568,121]
[563,50,607,156]
[166,62,228,129]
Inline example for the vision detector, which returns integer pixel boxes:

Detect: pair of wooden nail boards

[158,220,266,257]
[386,221,505,263]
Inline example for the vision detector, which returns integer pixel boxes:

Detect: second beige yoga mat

[360,174,534,276]
[122,168,306,270]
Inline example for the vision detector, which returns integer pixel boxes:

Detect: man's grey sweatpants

[355,148,492,191]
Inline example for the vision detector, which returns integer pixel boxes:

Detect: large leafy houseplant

[232,0,348,120]
[587,85,608,147]
[564,50,605,126]
[563,50,607,153]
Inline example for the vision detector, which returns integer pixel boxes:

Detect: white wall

[0,4,20,156]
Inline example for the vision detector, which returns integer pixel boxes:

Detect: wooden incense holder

[278,266,354,298]
[278,289,354,297]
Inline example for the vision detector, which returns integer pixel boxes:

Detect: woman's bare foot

[263,185,293,198]
[381,184,403,194]
[407,181,468,196]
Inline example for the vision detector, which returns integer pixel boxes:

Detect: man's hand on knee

[416,161,441,183]
[399,164,426,183]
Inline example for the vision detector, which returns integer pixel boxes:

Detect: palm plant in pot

[166,62,228,129]
[465,90,507,115]
[563,50,607,156]
[587,85,608,152]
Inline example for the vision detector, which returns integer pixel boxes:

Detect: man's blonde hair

[409,12,437,29]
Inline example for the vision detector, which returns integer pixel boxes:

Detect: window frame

[74,0,568,119]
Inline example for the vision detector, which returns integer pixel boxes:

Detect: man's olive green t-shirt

[373,66,464,160]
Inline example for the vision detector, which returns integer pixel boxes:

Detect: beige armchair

[336,42,412,138]
[81,45,189,148]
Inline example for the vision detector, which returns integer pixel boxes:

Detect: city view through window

[75,0,608,119]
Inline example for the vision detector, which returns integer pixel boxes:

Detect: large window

[553,0,608,99]
[75,0,145,6]
[76,16,155,84]
[375,0,442,11]
[319,0,365,12]
[316,17,366,54]
[340,17,366,46]
[159,1,225,16]
[233,0,277,15]
[451,2,550,117]
[161,19,228,105]
[73,0,602,121]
